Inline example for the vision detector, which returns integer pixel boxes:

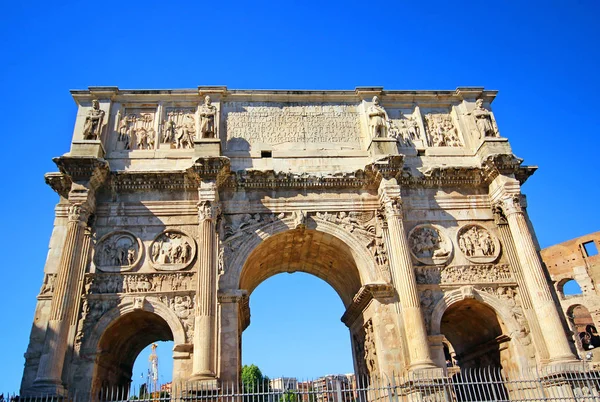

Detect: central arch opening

[92,310,174,397]
[243,272,353,377]
[238,228,366,378]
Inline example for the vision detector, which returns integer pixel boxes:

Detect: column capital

[499,193,524,216]
[67,203,91,224]
[198,200,221,222]
[379,190,403,218]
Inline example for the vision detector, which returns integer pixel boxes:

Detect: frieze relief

[408,224,453,265]
[115,108,157,151]
[85,272,194,294]
[94,231,143,272]
[424,113,462,147]
[223,102,361,148]
[457,224,501,263]
[415,264,512,285]
[161,108,196,149]
[39,274,56,296]
[150,230,196,271]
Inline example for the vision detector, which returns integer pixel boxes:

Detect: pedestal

[194,138,221,157]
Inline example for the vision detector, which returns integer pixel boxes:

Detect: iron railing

[9,365,600,402]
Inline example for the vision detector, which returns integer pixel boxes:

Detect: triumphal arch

[22,86,581,397]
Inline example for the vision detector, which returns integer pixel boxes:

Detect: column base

[407,364,445,379]
[187,375,219,390]
[28,379,68,397]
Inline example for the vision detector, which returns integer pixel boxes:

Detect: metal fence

[8,365,600,402]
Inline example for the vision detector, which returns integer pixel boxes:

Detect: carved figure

[82,99,105,140]
[161,119,176,143]
[425,114,462,147]
[469,99,498,138]
[457,225,500,263]
[409,225,452,265]
[150,231,196,270]
[117,114,131,149]
[95,232,141,271]
[293,210,307,229]
[363,320,378,376]
[175,117,195,149]
[367,96,390,138]
[40,274,56,295]
[199,95,217,138]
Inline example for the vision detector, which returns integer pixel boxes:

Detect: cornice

[52,156,109,186]
[401,153,536,188]
[45,172,72,198]
[341,283,395,327]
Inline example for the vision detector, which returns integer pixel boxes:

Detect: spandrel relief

[457,224,501,263]
[95,231,143,272]
[223,102,361,149]
[408,224,453,265]
[150,230,196,271]
[115,108,157,150]
[424,113,463,147]
[161,108,196,149]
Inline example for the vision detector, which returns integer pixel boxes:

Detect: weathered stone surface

[20,86,577,398]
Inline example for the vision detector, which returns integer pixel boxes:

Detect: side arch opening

[92,310,174,397]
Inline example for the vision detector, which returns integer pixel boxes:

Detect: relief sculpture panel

[457,224,501,263]
[408,224,453,265]
[95,231,143,272]
[161,108,196,149]
[115,108,157,151]
[150,230,196,271]
[424,112,462,147]
[223,102,361,149]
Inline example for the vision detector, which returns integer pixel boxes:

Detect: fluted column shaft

[34,204,91,391]
[500,195,576,363]
[379,180,436,370]
[191,187,219,379]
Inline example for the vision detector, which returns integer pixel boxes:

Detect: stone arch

[221,216,380,302]
[566,303,599,353]
[83,297,187,396]
[557,278,583,299]
[217,216,395,383]
[430,287,527,371]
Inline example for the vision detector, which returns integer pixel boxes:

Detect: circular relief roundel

[95,231,143,272]
[456,224,501,263]
[149,230,197,271]
[408,224,453,265]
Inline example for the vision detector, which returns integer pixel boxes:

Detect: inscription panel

[223,102,362,149]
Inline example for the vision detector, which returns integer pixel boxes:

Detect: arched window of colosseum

[558,278,583,299]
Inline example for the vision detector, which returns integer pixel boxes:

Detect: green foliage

[283,389,297,402]
[242,364,271,402]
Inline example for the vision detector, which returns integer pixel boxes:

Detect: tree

[242,364,271,402]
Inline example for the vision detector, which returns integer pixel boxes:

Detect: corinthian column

[498,194,576,364]
[379,179,437,371]
[191,182,219,380]
[34,202,93,394]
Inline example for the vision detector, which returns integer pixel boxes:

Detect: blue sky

[1,0,599,392]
